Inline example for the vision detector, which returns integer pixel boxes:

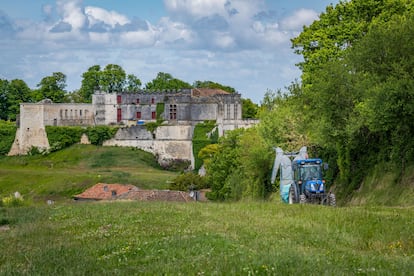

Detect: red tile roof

[74,183,138,200]
[191,88,230,97]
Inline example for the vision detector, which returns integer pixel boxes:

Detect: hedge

[0,120,16,155]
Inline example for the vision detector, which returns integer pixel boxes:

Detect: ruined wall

[9,101,94,155]
[9,104,49,155]
[43,103,94,126]
[103,125,194,167]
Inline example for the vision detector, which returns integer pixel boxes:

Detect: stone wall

[9,101,94,155]
[9,104,49,155]
[103,125,194,167]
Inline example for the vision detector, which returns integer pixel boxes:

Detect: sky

[0,0,339,103]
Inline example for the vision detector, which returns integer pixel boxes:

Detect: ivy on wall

[192,120,218,171]
[156,103,165,122]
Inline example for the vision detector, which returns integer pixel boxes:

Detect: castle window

[60,110,63,118]
[117,108,122,122]
[136,98,140,104]
[234,104,238,119]
[151,98,155,104]
[169,104,177,120]
[151,111,156,119]
[80,110,82,117]
[65,109,68,118]
[136,112,141,119]
[117,95,122,104]
[227,104,231,119]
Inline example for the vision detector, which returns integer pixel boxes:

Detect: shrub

[86,126,118,146]
[169,172,208,191]
[0,120,16,155]
[46,126,83,151]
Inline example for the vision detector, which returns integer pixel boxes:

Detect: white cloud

[164,0,228,19]
[85,6,130,28]
[56,0,86,30]
[281,8,318,31]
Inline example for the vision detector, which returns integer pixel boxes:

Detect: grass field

[0,201,413,275]
[0,145,178,203]
[1,144,413,274]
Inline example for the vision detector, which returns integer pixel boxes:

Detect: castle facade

[9,88,258,167]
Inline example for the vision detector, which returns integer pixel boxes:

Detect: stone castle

[9,88,258,168]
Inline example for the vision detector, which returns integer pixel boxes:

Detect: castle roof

[191,88,230,97]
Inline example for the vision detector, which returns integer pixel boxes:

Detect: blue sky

[0,0,338,103]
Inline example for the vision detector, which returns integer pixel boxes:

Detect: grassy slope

[0,201,413,275]
[0,145,178,203]
[347,163,414,206]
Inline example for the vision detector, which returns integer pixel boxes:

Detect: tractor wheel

[288,184,298,204]
[328,193,336,207]
[299,194,307,204]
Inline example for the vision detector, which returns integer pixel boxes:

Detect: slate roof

[73,183,138,200]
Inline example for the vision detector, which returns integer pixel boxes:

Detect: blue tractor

[271,147,336,206]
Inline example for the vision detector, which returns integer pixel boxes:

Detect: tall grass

[0,201,413,275]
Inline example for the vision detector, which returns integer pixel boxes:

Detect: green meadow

[1,201,413,275]
[0,145,413,275]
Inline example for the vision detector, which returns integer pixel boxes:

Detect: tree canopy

[145,72,192,90]
[34,72,67,103]
[203,0,414,203]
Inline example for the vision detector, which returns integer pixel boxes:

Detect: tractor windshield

[300,165,321,180]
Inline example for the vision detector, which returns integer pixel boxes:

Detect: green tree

[126,74,142,92]
[0,79,9,120]
[241,98,258,119]
[35,72,67,103]
[101,64,126,93]
[292,0,413,85]
[206,128,244,200]
[145,72,192,90]
[7,79,32,120]
[79,65,101,102]
[349,14,414,169]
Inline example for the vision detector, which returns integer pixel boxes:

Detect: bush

[86,126,118,146]
[46,126,83,151]
[169,172,208,191]
[0,120,16,155]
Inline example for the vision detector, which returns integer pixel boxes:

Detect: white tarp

[271,146,307,203]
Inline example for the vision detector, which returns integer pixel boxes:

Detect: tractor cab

[293,159,326,195]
